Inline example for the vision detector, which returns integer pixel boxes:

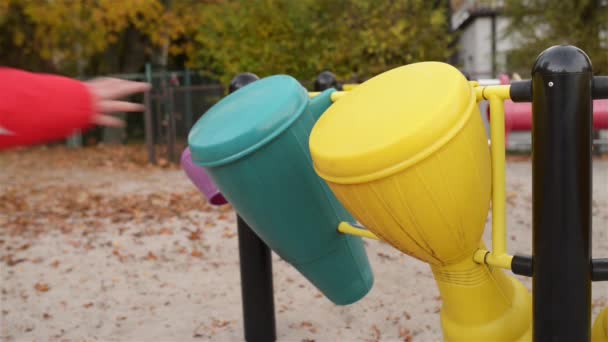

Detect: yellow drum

[310,62,532,341]
[593,306,608,341]
[310,62,491,266]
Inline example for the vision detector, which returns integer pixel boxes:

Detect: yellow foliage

[0,0,453,83]
[0,0,208,74]
[191,0,453,84]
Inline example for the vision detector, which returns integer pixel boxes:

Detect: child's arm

[0,68,149,150]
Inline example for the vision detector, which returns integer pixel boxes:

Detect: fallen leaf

[193,323,207,338]
[34,283,50,292]
[507,192,518,206]
[145,252,158,261]
[212,320,230,328]
[370,324,381,342]
[3,255,27,266]
[188,229,203,241]
[159,228,174,235]
[400,328,413,342]
[377,252,394,261]
[222,230,236,238]
[158,158,169,167]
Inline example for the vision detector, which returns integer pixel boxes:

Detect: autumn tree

[504,0,608,76]
[192,0,453,83]
[0,0,208,76]
[1,0,453,83]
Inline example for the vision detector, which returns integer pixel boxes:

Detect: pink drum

[181,148,227,206]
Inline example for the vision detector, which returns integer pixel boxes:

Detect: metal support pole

[237,216,276,342]
[229,73,276,342]
[531,45,592,341]
[184,68,193,131]
[155,95,163,152]
[144,63,156,164]
[144,91,156,164]
[167,87,177,164]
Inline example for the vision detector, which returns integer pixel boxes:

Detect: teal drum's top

[188,75,308,167]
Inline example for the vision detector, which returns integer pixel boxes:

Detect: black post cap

[229,72,260,94]
[314,71,341,91]
[532,45,592,75]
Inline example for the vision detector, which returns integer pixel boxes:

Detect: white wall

[457,16,514,79]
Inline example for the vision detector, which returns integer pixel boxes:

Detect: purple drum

[181,148,227,206]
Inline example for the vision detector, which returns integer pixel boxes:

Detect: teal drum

[188,75,373,305]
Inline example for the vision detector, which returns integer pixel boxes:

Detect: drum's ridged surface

[326,107,490,266]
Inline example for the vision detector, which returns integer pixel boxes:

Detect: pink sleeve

[0,68,94,150]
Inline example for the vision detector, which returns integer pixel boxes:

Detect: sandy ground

[1,146,607,342]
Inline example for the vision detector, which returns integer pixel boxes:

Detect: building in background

[450,0,512,80]
[450,0,608,151]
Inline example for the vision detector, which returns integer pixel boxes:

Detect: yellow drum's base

[432,256,532,342]
[593,306,608,341]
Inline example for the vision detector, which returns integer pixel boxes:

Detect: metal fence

[144,80,224,164]
[68,66,606,163]
[91,66,226,164]
[140,69,341,165]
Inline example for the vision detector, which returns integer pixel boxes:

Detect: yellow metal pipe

[330,92,346,102]
[472,84,515,270]
[473,249,513,269]
[475,84,510,102]
[308,91,347,102]
[488,93,507,257]
[337,222,380,240]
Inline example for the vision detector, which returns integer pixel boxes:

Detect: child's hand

[85,78,151,128]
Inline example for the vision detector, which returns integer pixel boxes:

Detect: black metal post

[144,63,156,164]
[167,87,177,164]
[143,90,156,164]
[237,216,276,342]
[184,68,193,131]
[314,71,341,91]
[229,73,276,342]
[531,45,593,341]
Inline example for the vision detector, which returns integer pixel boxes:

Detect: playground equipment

[186,45,608,341]
[182,71,357,341]
[188,74,373,304]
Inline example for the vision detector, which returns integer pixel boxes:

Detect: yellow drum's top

[310,62,475,184]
